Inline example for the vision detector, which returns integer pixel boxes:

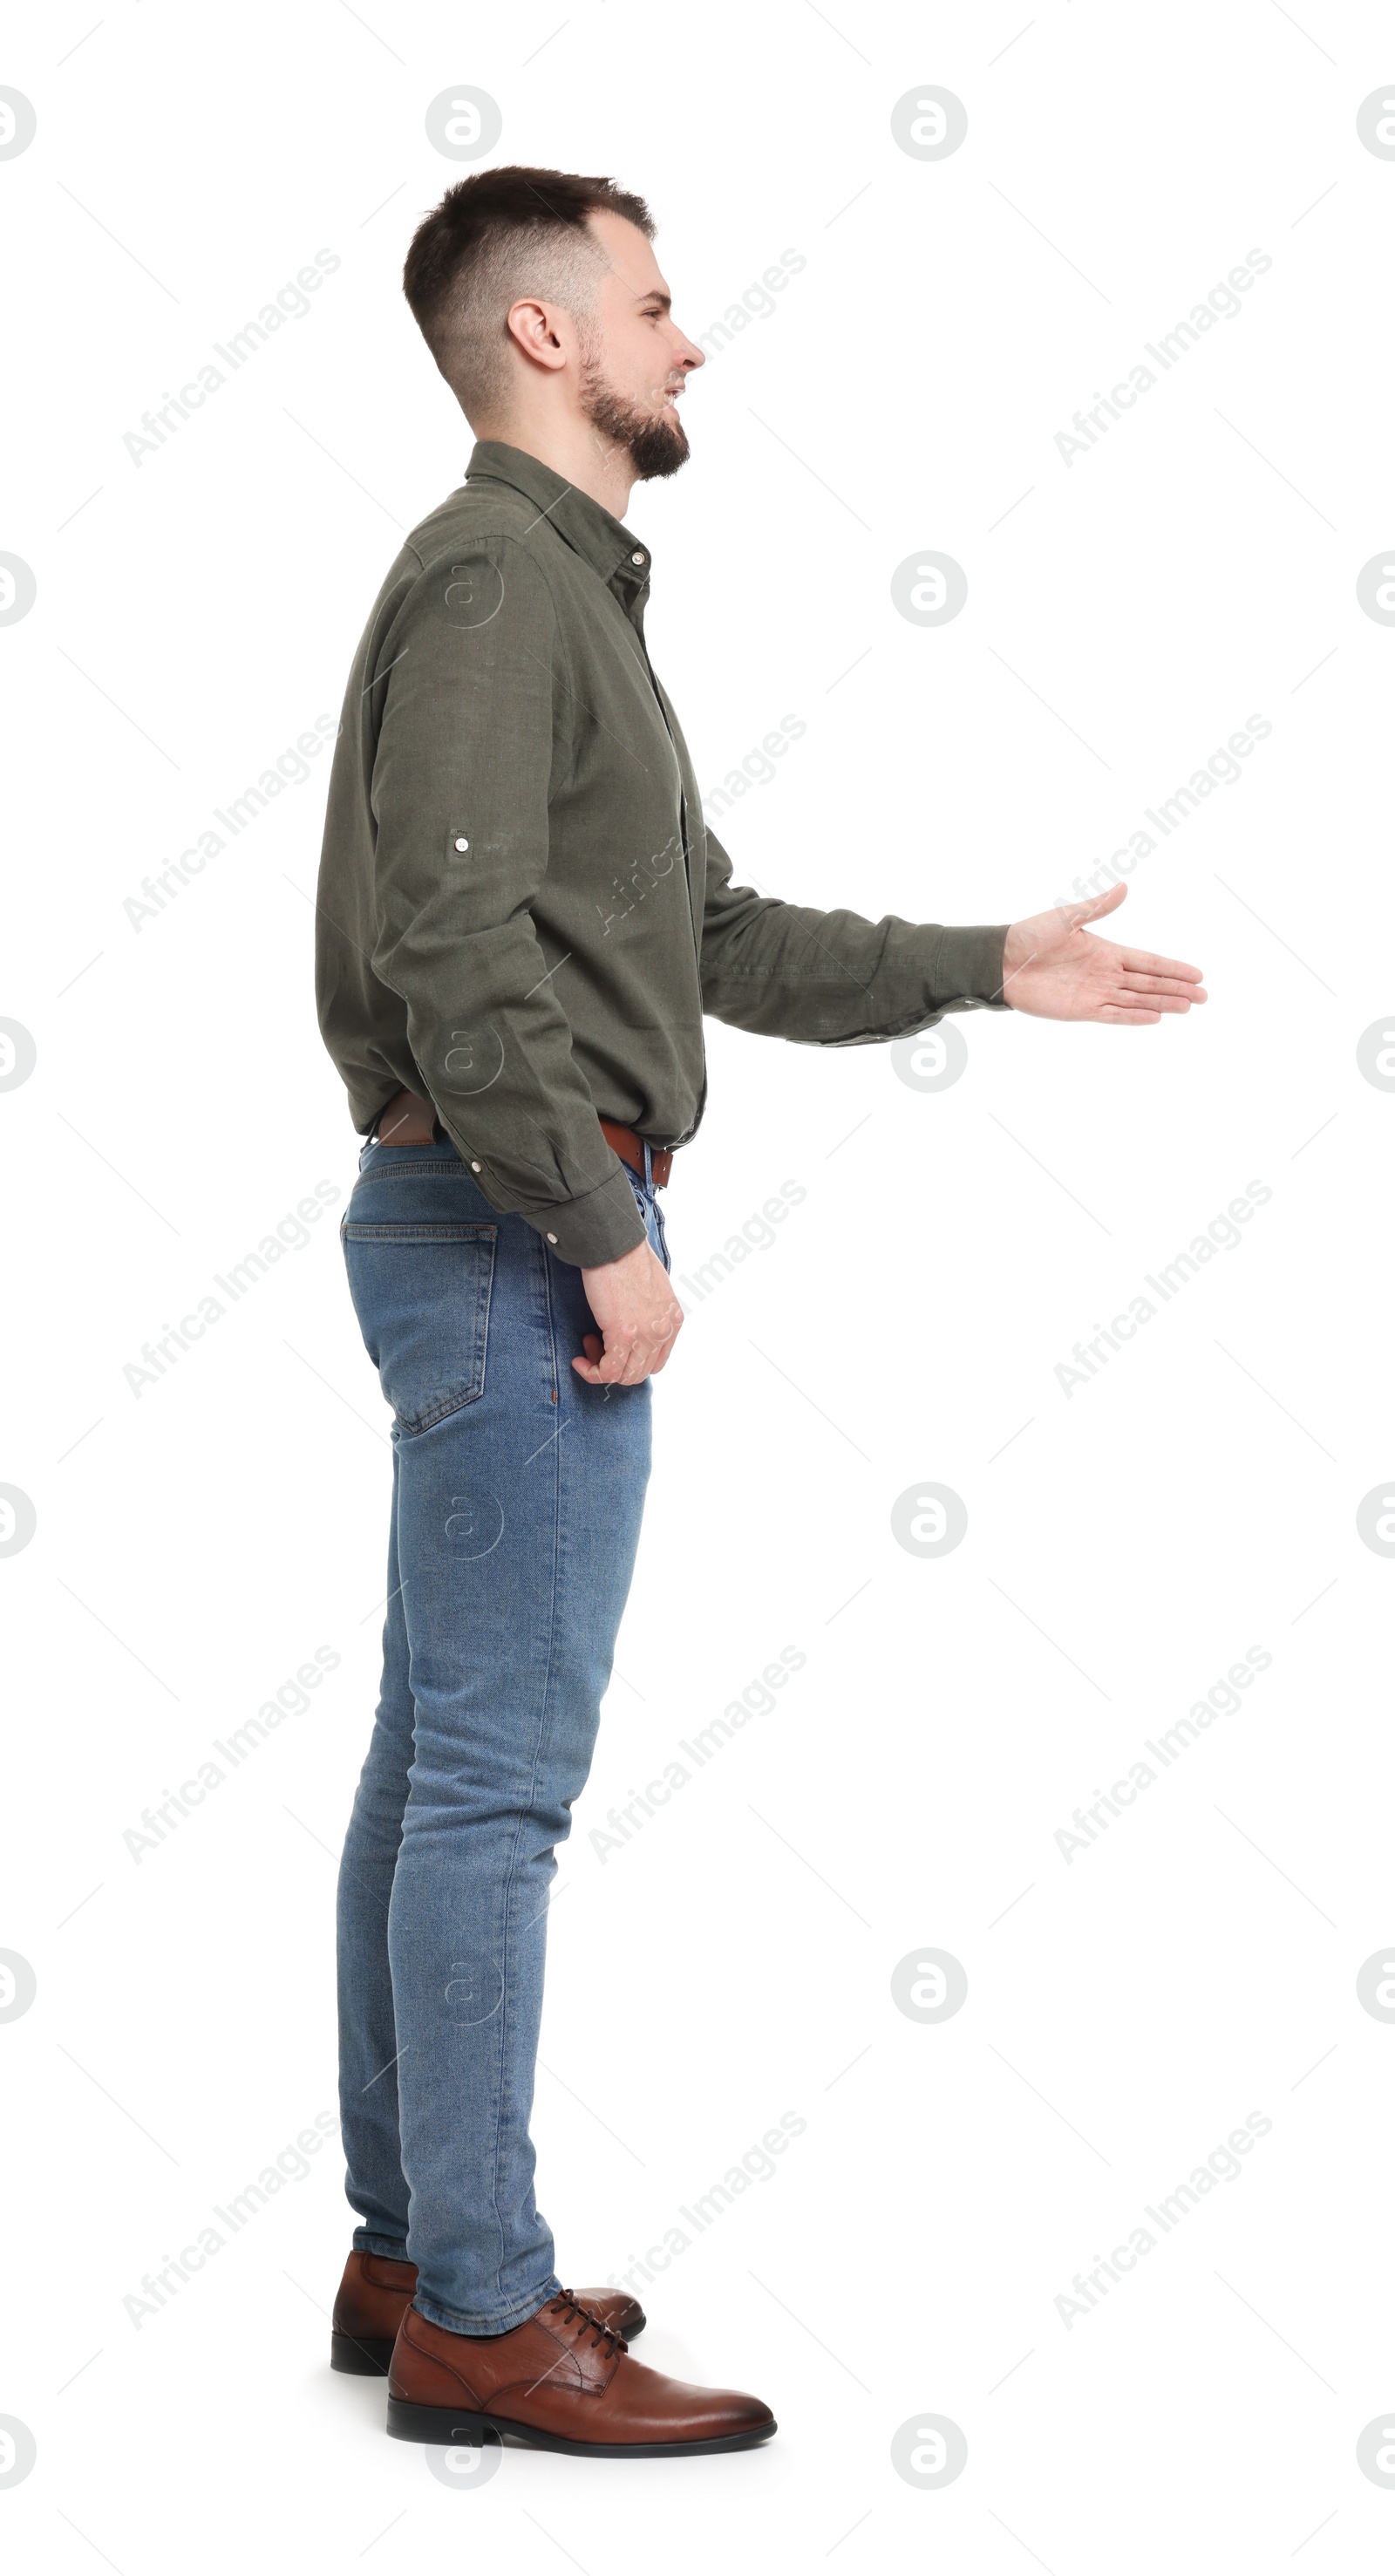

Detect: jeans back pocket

[342,1222,497,1434]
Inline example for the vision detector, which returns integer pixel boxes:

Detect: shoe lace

[549,2288,627,2356]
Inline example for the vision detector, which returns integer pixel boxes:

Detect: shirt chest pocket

[341,1222,497,1434]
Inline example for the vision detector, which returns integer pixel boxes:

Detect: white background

[3,1,1394,2567]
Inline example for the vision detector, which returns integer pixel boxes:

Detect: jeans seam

[394,1387,487,1436]
[483,1233,562,2314]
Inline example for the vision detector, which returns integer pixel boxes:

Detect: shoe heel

[386,2396,493,2445]
[331,2331,395,2375]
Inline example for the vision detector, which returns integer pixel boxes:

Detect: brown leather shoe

[330,2251,646,2376]
[386,2288,775,2457]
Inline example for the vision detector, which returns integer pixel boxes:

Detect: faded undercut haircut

[403,165,656,420]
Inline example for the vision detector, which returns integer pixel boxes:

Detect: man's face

[575,211,704,481]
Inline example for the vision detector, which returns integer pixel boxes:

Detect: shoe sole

[331,2332,397,2375]
[384,2395,776,2457]
[330,2310,649,2379]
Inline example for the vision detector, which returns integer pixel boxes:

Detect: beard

[579,345,690,482]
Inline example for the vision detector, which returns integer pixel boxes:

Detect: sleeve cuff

[931,924,1011,1011]
[523,1161,648,1267]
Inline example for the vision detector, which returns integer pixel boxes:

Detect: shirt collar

[464,440,652,599]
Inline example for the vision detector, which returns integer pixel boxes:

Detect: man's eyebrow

[637,289,671,312]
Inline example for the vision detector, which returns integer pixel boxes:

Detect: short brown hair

[403,165,655,419]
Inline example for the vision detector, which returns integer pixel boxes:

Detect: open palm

[1002,882,1206,1023]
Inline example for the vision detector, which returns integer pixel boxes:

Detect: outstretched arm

[698,827,1203,1035]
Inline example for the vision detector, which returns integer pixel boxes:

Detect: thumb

[1067,879,1128,930]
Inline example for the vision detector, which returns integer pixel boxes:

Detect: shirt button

[454,835,469,852]
[630,551,645,566]
[470,1161,481,1173]
[546,1232,558,1244]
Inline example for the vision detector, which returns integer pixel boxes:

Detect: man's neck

[473,415,635,522]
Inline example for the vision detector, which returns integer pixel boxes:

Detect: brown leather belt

[376,1090,672,1189]
[599,1117,672,1189]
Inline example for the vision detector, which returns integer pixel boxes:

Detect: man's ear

[505,297,569,373]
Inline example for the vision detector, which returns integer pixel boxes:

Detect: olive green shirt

[315,440,1009,1265]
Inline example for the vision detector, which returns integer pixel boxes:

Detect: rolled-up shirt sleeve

[698,824,1009,1044]
[368,537,645,1266]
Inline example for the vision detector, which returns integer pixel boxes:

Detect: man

[314,165,1205,2457]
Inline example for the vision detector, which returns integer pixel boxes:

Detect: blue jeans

[336,1131,667,2333]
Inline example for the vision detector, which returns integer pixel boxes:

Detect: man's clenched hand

[1003,882,1206,1023]
[575,1237,684,1386]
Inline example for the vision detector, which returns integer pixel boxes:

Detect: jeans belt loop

[643,1138,654,1192]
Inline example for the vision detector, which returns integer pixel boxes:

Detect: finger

[1066,881,1128,928]
[573,1337,636,1382]
[1119,977,1208,1003]
[612,1336,671,1387]
[583,1311,683,1388]
[1117,947,1205,981]
[619,1326,680,1386]
[1119,969,1208,992]
[624,1329,678,1385]
[1105,990,1195,1015]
